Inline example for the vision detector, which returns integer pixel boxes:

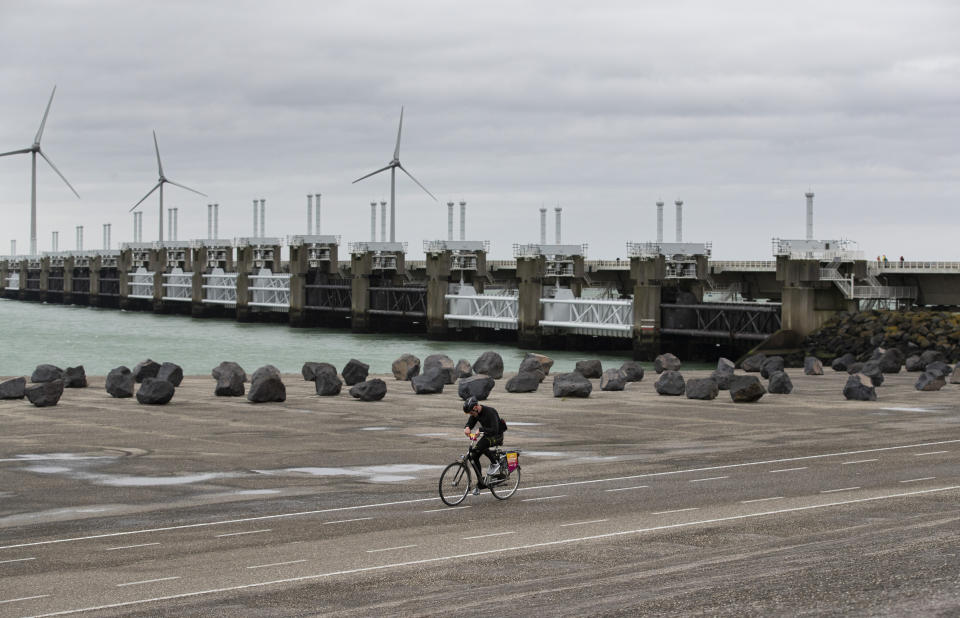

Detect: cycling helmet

[462,396,479,412]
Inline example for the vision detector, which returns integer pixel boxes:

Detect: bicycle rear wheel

[489,468,521,500]
[439,462,472,506]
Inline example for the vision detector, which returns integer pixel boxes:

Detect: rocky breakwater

[804,310,960,364]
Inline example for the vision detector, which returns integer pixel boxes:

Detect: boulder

[63,366,88,388]
[341,359,370,386]
[924,361,952,379]
[473,351,504,379]
[915,371,946,392]
[876,348,904,374]
[619,361,645,382]
[760,356,785,379]
[711,367,736,390]
[653,353,681,374]
[455,359,473,379]
[157,362,183,387]
[390,354,420,381]
[768,371,794,394]
[716,358,736,373]
[741,353,766,373]
[303,362,338,382]
[654,370,685,396]
[105,366,135,398]
[411,368,446,394]
[505,372,541,393]
[524,353,554,375]
[25,379,64,407]
[920,350,946,368]
[843,374,877,401]
[247,366,286,403]
[519,356,544,375]
[350,378,387,401]
[574,360,603,379]
[31,364,64,383]
[212,361,248,382]
[214,370,245,397]
[847,362,864,375]
[136,377,175,405]
[729,376,766,403]
[424,354,457,384]
[0,377,26,399]
[950,366,960,385]
[600,369,626,391]
[905,355,924,372]
[861,360,884,386]
[552,372,592,398]
[458,375,495,400]
[831,353,857,372]
[685,377,718,400]
[804,356,824,376]
[132,359,161,383]
[314,371,342,396]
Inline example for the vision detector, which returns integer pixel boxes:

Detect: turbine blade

[0,147,33,157]
[166,178,207,197]
[130,182,161,211]
[153,130,164,178]
[34,86,56,145]
[393,106,404,160]
[398,164,437,201]
[38,150,80,199]
[352,163,393,184]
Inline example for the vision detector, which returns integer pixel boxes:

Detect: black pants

[470,434,503,479]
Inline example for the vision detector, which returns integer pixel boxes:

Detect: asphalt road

[0,368,958,616]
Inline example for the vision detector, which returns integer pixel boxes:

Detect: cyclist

[462,396,506,493]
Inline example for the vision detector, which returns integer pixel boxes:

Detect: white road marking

[26,486,960,618]
[900,477,936,483]
[105,543,160,551]
[366,544,417,553]
[652,507,699,515]
[0,594,49,605]
[423,506,470,513]
[769,467,808,473]
[741,496,784,504]
[116,577,180,587]
[215,529,271,538]
[560,519,608,527]
[522,495,567,502]
[6,438,959,552]
[0,557,35,564]
[247,560,307,570]
[842,459,879,465]
[821,487,860,493]
[914,451,949,456]
[463,531,516,540]
[690,476,729,483]
[605,485,649,492]
[323,517,373,525]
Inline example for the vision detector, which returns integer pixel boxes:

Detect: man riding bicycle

[462,396,506,493]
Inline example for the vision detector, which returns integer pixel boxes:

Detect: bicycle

[438,434,521,506]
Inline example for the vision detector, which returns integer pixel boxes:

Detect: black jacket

[465,404,503,437]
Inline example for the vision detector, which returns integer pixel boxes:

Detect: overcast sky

[1,1,958,260]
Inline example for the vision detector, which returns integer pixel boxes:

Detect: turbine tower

[130,131,207,242]
[352,107,437,242]
[0,86,81,255]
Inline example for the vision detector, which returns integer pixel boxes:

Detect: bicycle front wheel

[439,461,472,506]
[489,468,521,500]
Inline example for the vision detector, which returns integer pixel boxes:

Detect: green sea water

[0,298,651,377]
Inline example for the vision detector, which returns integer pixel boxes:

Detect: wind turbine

[352,107,437,242]
[0,86,81,256]
[130,131,206,242]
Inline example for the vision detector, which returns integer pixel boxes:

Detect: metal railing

[369,286,426,317]
[202,270,238,305]
[710,260,777,272]
[874,261,960,273]
[540,297,633,337]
